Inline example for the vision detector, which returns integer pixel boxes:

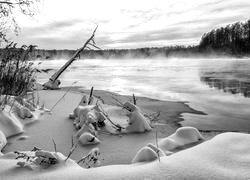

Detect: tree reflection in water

[200,73,250,98]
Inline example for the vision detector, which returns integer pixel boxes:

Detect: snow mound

[0,108,24,137]
[79,132,100,145]
[159,126,204,151]
[131,146,158,163]
[0,132,250,179]
[14,106,33,119]
[132,143,171,164]
[123,102,152,133]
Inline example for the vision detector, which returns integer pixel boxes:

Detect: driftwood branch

[96,103,125,130]
[49,26,99,84]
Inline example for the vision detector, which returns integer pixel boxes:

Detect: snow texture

[123,102,152,133]
[0,107,24,137]
[159,126,204,152]
[0,132,250,179]
[79,132,100,145]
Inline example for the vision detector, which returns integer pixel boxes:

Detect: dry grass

[0,43,37,109]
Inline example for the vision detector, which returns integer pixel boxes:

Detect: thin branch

[155,130,160,162]
[65,135,78,162]
[88,86,94,105]
[89,43,102,50]
[52,138,57,153]
[49,81,77,112]
[91,39,96,45]
[132,94,136,105]
[0,1,21,5]
[96,103,125,130]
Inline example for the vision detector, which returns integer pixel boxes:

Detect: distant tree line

[26,45,199,60]
[199,19,250,54]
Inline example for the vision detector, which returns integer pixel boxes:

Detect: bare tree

[43,26,101,89]
[0,0,41,43]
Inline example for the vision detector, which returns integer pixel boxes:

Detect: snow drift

[0,132,250,179]
[159,126,204,152]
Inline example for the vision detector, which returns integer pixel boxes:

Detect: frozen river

[36,58,250,131]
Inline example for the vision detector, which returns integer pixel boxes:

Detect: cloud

[11,0,250,49]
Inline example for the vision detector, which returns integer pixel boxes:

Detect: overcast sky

[11,0,250,49]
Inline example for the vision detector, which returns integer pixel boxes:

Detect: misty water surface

[36,58,250,131]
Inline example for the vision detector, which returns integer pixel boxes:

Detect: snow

[132,146,159,163]
[15,106,33,119]
[123,102,152,133]
[0,132,250,179]
[159,126,204,151]
[0,97,46,138]
[79,132,100,145]
[0,131,7,152]
[0,107,24,137]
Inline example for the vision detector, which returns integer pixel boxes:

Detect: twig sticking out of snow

[155,130,160,162]
[15,147,58,169]
[50,81,77,112]
[132,94,137,105]
[77,148,100,168]
[52,138,57,153]
[111,96,124,107]
[65,136,78,162]
[111,96,131,112]
[112,96,161,123]
[96,103,125,131]
[88,87,94,105]
[36,84,40,106]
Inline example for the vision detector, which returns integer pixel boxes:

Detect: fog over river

[36,58,250,131]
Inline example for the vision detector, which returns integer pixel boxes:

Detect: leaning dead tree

[43,26,100,90]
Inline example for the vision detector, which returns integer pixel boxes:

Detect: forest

[199,19,250,54]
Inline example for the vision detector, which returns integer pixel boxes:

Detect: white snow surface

[0,108,24,138]
[79,132,100,145]
[124,102,152,133]
[159,126,204,151]
[0,132,250,179]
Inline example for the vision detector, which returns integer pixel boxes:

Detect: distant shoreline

[2,45,249,61]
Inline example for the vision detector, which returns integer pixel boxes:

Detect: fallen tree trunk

[43,26,100,90]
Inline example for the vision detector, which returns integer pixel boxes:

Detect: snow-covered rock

[78,95,89,106]
[0,108,24,137]
[132,143,171,164]
[159,126,204,152]
[123,102,152,133]
[132,146,158,163]
[80,148,101,168]
[73,105,94,120]
[79,132,100,145]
